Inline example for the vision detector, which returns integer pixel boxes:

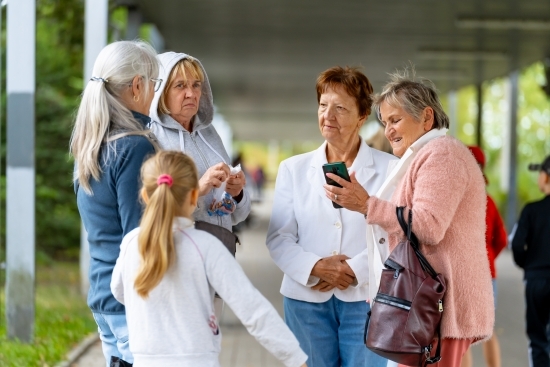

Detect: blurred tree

[33,0,85,259]
[451,63,550,226]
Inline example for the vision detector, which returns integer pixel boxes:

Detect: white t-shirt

[111,217,307,367]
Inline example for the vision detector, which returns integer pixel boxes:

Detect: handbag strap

[396,206,439,279]
[423,323,442,366]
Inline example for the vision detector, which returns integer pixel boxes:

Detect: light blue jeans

[284,296,388,367]
[92,312,133,367]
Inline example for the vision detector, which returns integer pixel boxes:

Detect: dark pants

[526,278,550,367]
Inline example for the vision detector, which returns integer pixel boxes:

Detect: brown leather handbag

[365,207,447,367]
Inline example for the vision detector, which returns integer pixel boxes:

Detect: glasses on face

[151,78,163,92]
[128,77,163,92]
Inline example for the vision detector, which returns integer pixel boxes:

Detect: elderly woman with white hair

[70,40,161,366]
[327,71,494,367]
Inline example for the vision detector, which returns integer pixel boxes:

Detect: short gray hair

[374,68,449,130]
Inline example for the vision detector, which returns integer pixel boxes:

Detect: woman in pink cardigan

[324,71,494,367]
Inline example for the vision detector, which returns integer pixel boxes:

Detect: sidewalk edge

[55,333,99,367]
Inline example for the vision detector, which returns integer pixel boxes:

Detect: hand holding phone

[322,162,350,209]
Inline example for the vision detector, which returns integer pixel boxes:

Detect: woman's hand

[198,163,230,197]
[226,170,246,198]
[323,171,370,215]
[311,254,356,290]
[300,364,308,367]
[311,280,335,292]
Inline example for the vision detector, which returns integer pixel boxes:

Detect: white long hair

[70,40,159,194]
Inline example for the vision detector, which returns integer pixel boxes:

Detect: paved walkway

[70,189,529,367]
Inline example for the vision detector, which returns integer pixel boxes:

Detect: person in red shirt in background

[461,146,508,367]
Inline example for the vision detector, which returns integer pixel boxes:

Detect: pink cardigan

[367,136,494,341]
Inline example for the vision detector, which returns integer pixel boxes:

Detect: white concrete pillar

[126,6,142,40]
[500,78,511,193]
[81,0,108,298]
[6,0,36,343]
[447,90,458,137]
[475,83,483,148]
[505,70,519,231]
[268,140,280,180]
[149,25,165,52]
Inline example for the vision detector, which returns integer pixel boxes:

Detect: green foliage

[32,0,85,258]
[0,263,96,366]
[441,63,550,225]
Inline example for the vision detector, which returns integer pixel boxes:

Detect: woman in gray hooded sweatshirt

[149,52,250,251]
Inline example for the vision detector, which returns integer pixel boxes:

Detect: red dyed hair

[316,66,374,118]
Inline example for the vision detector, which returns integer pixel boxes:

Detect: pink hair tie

[157,174,173,187]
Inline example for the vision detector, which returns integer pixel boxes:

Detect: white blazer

[266,140,396,303]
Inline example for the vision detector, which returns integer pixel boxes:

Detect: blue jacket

[76,111,156,314]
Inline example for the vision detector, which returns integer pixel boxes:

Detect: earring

[133,95,139,103]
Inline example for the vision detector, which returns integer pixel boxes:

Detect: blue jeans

[284,296,388,367]
[92,312,133,367]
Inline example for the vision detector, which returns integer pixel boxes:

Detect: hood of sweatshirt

[149,52,214,131]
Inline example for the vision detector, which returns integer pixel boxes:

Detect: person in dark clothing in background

[512,155,550,367]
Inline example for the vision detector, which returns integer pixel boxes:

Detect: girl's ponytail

[134,151,198,298]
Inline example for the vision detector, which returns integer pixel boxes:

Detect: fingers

[319,283,336,292]
[325,172,352,188]
[349,171,359,184]
[324,185,343,204]
[210,177,224,188]
[336,282,350,290]
[227,172,245,185]
[331,254,351,261]
[312,280,336,292]
[226,172,246,197]
[214,162,231,176]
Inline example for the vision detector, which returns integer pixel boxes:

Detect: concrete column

[267,140,279,180]
[6,0,36,343]
[505,70,519,231]
[81,0,108,297]
[475,83,483,148]
[149,25,165,52]
[447,90,458,137]
[500,78,511,193]
[126,6,142,40]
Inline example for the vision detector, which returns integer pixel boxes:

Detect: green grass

[0,262,96,367]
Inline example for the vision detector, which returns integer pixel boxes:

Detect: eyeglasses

[151,78,163,92]
[128,78,163,92]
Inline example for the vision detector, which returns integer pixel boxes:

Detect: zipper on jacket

[190,133,211,171]
[374,293,411,311]
[190,132,223,227]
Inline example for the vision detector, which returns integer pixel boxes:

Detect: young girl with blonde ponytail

[111,151,308,367]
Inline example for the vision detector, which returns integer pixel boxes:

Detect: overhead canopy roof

[121,0,550,141]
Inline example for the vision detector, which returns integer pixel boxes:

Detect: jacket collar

[408,128,448,153]
[307,139,377,213]
[174,216,194,230]
[131,110,151,128]
[375,128,448,199]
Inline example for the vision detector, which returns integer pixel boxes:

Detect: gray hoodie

[149,52,250,230]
